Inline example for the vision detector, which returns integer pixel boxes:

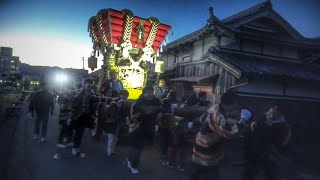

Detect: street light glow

[56,74,67,82]
[55,73,68,93]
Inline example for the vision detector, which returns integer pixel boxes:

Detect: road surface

[3,101,318,180]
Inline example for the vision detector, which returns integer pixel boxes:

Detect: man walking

[31,82,54,142]
[67,78,95,157]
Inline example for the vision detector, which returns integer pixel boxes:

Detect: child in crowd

[127,111,144,174]
[102,101,120,156]
[162,115,186,171]
[104,90,130,156]
[158,114,172,163]
[56,86,76,148]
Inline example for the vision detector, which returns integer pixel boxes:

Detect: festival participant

[31,82,54,142]
[189,91,252,180]
[67,78,95,157]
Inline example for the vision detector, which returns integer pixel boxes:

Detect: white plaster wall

[175,50,190,64]
[192,40,203,61]
[177,52,183,63]
[203,36,216,53]
[163,54,175,70]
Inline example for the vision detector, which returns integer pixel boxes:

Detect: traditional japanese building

[161,1,320,144]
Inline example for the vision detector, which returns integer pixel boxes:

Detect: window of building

[182,55,191,62]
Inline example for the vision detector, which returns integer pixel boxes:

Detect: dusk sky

[0,0,319,71]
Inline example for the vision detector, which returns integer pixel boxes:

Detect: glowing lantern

[88,55,98,71]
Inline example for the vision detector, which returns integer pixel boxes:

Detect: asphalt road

[4,102,319,180]
[5,103,192,180]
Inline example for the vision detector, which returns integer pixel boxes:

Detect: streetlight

[56,74,67,93]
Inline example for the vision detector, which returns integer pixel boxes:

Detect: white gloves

[171,103,178,108]
[239,109,252,125]
[67,118,72,126]
[187,122,193,129]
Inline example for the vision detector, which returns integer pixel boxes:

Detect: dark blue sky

[0,0,319,68]
[1,0,320,42]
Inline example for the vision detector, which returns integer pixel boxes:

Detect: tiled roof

[211,49,320,81]
[221,1,272,25]
[164,1,273,50]
[164,1,320,50]
[170,75,218,83]
[165,26,210,50]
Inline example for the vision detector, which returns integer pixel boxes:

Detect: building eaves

[233,30,319,47]
[165,26,210,50]
[221,1,308,41]
[164,1,274,51]
[164,0,320,52]
[266,9,303,40]
[210,48,320,81]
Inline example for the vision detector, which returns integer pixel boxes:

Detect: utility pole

[81,57,84,70]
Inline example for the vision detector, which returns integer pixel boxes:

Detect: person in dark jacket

[114,89,130,126]
[56,85,77,148]
[162,115,186,171]
[131,86,163,144]
[102,101,121,156]
[242,102,291,180]
[126,86,163,174]
[31,82,54,142]
[197,92,211,107]
[67,78,95,156]
[162,90,178,114]
[126,111,144,174]
[158,113,172,163]
[153,78,169,100]
[100,71,123,97]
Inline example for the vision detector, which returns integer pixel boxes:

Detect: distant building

[11,56,20,74]
[64,68,89,85]
[0,47,20,75]
[19,63,88,91]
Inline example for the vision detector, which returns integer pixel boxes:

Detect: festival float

[86,8,171,139]
[87,9,171,99]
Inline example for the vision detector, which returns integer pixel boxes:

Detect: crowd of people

[28,75,291,180]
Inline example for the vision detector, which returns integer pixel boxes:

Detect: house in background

[161,1,320,144]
